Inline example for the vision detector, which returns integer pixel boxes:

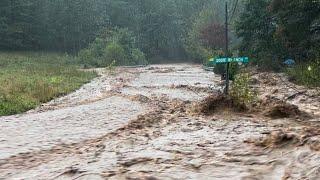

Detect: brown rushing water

[0,64,319,180]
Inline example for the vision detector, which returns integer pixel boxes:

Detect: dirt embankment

[0,64,319,180]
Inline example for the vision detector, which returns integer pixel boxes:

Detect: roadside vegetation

[182,0,320,88]
[78,28,147,67]
[235,0,320,87]
[0,52,97,116]
[286,59,320,88]
[230,72,257,109]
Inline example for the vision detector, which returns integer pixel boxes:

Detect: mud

[0,64,319,180]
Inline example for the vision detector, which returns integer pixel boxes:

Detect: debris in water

[248,128,320,151]
[170,84,212,93]
[120,157,154,167]
[124,112,163,130]
[190,92,248,115]
[153,68,174,73]
[252,130,300,148]
[264,102,311,119]
[129,94,151,103]
[309,138,320,151]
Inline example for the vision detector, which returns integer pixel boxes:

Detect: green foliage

[79,28,147,67]
[88,38,106,58]
[104,42,126,65]
[203,49,240,81]
[235,0,279,70]
[286,59,320,88]
[0,0,227,62]
[184,1,241,63]
[0,52,97,116]
[78,38,109,67]
[230,73,257,108]
[0,0,107,52]
[78,49,92,67]
[236,0,320,71]
[2,0,318,70]
[213,64,227,75]
[131,48,147,65]
[184,6,223,62]
[0,95,37,116]
[136,0,202,61]
[214,62,240,81]
[270,0,320,60]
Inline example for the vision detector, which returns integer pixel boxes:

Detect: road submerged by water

[0,64,319,180]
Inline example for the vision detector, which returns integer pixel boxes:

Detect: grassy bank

[0,52,97,116]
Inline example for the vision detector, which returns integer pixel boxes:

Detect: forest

[1,0,319,65]
[0,0,220,65]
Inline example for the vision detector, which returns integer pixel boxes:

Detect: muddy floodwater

[0,64,319,180]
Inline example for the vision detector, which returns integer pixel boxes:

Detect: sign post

[209,57,249,64]
[209,2,248,95]
[209,56,249,93]
[225,2,229,95]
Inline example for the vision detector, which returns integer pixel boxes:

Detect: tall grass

[0,52,97,116]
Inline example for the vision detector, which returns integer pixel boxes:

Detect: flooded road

[0,64,319,179]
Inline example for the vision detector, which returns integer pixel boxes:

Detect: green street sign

[209,57,249,64]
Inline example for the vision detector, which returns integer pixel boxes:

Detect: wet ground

[0,64,319,180]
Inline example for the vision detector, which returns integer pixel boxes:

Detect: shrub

[213,63,226,75]
[257,54,283,72]
[78,38,107,67]
[78,28,147,67]
[131,48,147,65]
[212,62,239,81]
[104,42,126,66]
[184,37,210,63]
[230,73,257,109]
[184,5,225,63]
[78,49,93,66]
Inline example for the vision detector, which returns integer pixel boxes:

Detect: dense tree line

[236,0,320,70]
[0,0,217,60]
[0,0,107,52]
[0,0,319,67]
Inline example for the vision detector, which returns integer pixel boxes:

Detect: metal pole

[224,1,230,95]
